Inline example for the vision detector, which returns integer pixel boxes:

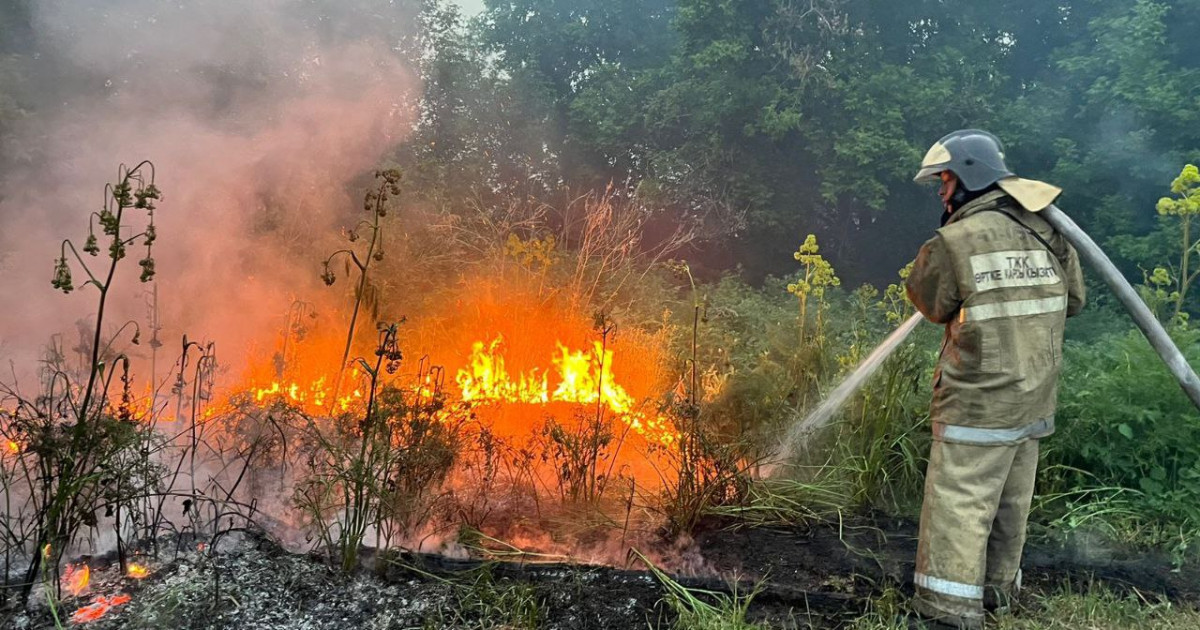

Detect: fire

[456,337,677,445]
[5,439,17,455]
[127,563,149,579]
[456,338,550,405]
[71,593,132,623]
[251,371,364,415]
[63,563,90,596]
[110,385,157,421]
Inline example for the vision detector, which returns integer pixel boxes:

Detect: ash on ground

[13,532,664,630]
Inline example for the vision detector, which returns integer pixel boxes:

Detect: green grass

[992,584,1200,630]
[634,550,767,630]
[846,582,1200,630]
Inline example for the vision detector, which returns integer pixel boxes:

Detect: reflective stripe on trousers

[913,568,1023,602]
[914,572,983,600]
[914,439,1039,619]
[932,417,1053,445]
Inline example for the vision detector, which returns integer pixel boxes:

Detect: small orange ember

[70,593,132,623]
[5,440,17,454]
[127,563,149,579]
[63,563,90,596]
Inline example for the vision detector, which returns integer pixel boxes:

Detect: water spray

[775,312,924,463]
[774,204,1200,468]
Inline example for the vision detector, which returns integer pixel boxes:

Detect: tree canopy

[398,0,1200,286]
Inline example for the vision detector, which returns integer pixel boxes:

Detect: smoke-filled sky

[0,1,421,385]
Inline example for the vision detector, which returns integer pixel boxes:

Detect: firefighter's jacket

[906,190,1085,445]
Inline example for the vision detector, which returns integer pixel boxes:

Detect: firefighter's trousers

[913,438,1039,626]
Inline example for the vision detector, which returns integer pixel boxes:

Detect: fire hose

[776,203,1200,465]
[1041,204,1200,410]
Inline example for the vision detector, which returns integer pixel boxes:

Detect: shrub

[1045,327,1200,530]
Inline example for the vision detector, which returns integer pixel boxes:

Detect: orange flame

[251,370,365,415]
[5,440,17,455]
[127,563,150,579]
[456,337,677,445]
[71,593,132,623]
[63,563,90,596]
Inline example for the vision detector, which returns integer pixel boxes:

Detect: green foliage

[1152,164,1200,320]
[685,275,804,447]
[1158,164,1200,216]
[396,0,1200,290]
[1045,326,1200,531]
[3,163,163,605]
[878,262,915,325]
[505,233,558,270]
[990,582,1200,630]
[825,339,931,511]
[787,234,840,303]
[295,322,464,572]
[786,233,840,344]
[848,582,1200,630]
[656,261,753,537]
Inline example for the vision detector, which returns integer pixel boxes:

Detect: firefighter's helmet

[913,129,1014,191]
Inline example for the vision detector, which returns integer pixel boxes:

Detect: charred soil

[11,515,1200,630]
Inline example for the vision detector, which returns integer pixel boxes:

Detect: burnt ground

[9,517,1200,629]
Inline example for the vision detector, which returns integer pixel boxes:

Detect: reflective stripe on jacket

[905,190,1086,443]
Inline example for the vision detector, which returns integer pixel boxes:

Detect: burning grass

[0,166,751,630]
[3,161,1199,630]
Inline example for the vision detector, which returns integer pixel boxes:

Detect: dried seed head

[51,258,74,293]
[99,208,119,237]
[139,257,156,283]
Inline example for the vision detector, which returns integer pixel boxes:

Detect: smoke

[0,0,420,386]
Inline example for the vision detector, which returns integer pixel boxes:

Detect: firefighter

[904,129,1086,629]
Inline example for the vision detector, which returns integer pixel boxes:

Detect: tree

[416,0,1200,288]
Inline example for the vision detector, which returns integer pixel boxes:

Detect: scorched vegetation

[1,1,1199,629]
